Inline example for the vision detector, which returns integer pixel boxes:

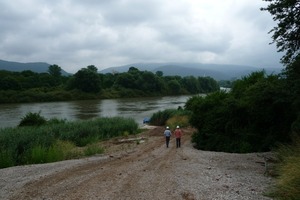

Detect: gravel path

[0,126,274,200]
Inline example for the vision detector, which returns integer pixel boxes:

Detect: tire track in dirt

[5,126,273,200]
[10,126,183,200]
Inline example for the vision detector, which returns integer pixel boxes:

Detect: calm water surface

[0,95,196,128]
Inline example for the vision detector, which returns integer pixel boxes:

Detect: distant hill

[100,62,283,80]
[0,59,70,76]
[0,60,282,80]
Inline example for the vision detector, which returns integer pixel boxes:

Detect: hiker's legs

[176,138,180,148]
[166,136,170,147]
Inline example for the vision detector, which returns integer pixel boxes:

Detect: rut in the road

[10,127,194,200]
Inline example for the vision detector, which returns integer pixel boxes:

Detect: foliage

[0,115,138,169]
[167,80,181,95]
[18,111,47,127]
[166,115,190,130]
[48,64,62,77]
[0,64,219,103]
[150,108,192,126]
[84,143,104,156]
[261,0,300,65]
[87,65,98,73]
[284,56,300,114]
[218,80,233,88]
[69,67,101,93]
[268,137,300,200]
[188,71,296,153]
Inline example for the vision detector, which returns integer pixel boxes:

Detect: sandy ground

[0,126,274,200]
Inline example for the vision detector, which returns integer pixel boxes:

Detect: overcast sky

[0,0,283,73]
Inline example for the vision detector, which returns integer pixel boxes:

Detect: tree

[100,73,116,89]
[128,66,140,74]
[181,76,199,94]
[71,68,101,93]
[155,71,163,77]
[262,0,300,137]
[114,73,136,89]
[48,64,62,86]
[285,56,300,120]
[0,76,21,90]
[198,77,219,93]
[48,64,62,77]
[87,65,98,73]
[138,71,162,92]
[168,80,181,94]
[261,0,300,65]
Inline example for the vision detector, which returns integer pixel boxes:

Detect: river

[0,95,196,128]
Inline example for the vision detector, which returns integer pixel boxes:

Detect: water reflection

[99,99,119,117]
[0,95,197,128]
[70,100,102,119]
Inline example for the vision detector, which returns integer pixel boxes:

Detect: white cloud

[0,0,283,73]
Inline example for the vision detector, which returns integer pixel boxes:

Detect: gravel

[0,126,274,200]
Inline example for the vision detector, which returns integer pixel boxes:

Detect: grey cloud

[0,0,283,72]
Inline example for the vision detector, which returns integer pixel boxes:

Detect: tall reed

[0,116,138,168]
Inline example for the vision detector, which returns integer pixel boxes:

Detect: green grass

[268,137,300,200]
[84,143,104,156]
[0,116,138,169]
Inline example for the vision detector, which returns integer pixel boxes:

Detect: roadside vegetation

[0,113,139,169]
[186,71,294,153]
[267,138,300,200]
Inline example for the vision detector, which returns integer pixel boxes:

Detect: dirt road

[0,126,273,200]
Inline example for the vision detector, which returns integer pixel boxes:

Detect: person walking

[174,125,182,148]
[164,126,171,148]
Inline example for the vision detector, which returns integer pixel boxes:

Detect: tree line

[186,0,300,153]
[0,65,219,103]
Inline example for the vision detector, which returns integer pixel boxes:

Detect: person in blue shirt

[164,126,172,148]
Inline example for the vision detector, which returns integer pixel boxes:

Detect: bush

[150,108,191,126]
[188,72,295,153]
[18,112,47,127]
[166,115,189,130]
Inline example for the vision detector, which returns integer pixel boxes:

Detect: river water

[0,95,195,128]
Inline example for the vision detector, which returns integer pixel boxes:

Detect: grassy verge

[268,137,300,200]
[0,116,138,169]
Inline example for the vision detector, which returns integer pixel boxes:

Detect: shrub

[150,108,191,126]
[188,72,295,153]
[18,111,47,127]
[166,115,189,130]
